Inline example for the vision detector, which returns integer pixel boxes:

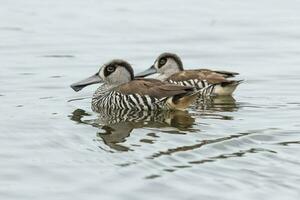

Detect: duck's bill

[135,65,157,78]
[70,73,102,92]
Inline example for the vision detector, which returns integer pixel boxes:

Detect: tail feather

[214,80,243,96]
[220,80,243,87]
[163,79,243,109]
[213,70,239,78]
[166,91,199,110]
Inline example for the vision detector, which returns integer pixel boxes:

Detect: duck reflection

[193,96,238,112]
[190,96,240,121]
[69,108,195,151]
[69,96,239,152]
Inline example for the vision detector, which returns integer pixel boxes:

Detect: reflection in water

[69,97,240,152]
[191,96,239,121]
[145,147,277,179]
[193,96,239,112]
[149,130,268,159]
[69,108,196,151]
[146,128,278,179]
[67,96,269,180]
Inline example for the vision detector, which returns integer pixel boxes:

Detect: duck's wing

[165,70,237,84]
[196,69,239,78]
[115,78,194,99]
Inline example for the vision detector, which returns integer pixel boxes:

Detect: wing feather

[115,78,194,99]
[165,69,237,84]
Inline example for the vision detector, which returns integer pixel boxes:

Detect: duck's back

[165,69,242,96]
[92,79,197,111]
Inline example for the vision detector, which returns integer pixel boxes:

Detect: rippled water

[1,0,300,199]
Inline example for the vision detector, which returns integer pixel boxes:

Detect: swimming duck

[70,59,201,111]
[135,52,242,96]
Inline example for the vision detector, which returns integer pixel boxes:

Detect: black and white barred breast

[92,87,167,112]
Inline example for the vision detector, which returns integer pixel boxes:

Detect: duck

[70,59,202,111]
[135,52,242,96]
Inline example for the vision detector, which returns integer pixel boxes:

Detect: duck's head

[135,52,183,78]
[71,59,134,92]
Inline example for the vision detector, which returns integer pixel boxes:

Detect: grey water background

[1,0,300,199]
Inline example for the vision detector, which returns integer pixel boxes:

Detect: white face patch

[102,65,131,86]
[157,58,181,76]
[154,60,159,70]
[99,66,105,80]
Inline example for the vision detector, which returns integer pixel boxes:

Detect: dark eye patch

[104,64,116,77]
[107,66,115,72]
[158,57,167,68]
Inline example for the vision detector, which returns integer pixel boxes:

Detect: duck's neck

[93,81,128,98]
[93,84,108,97]
[159,67,181,81]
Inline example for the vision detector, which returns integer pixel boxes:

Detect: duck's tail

[165,90,200,111]
[163,80,243,110]
[213,70,239,78]
[211,80,243,96]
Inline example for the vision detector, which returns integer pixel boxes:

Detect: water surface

[1,0,300,199]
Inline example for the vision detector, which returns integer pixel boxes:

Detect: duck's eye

[159,58,167,66]
[107,66,115,72]
[159,58,167,67]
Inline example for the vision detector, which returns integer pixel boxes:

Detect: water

[1,0,300,199]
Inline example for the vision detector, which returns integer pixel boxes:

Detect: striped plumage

[91,85,163,112]
[135,52,242,96]
[71,59,200,111]
[167,78,217,96]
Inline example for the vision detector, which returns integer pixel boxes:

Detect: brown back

[165,69,237,84]
[115,78,194,99]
